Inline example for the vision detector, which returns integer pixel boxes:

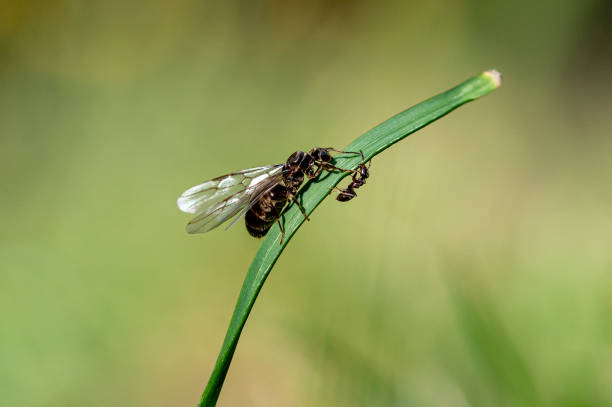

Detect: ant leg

[271,205,285,245]
[306,165,323,179]
[351,149,365,162]
[276,218,285,245]
[321,163,356,173]
[324,148,364,160]
[290,195,310,222]
[328,186,346,194]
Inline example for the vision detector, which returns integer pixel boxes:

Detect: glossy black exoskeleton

[245,147,357,242]
[336,160,371,202]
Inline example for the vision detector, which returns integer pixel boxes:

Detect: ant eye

[320,150,332,162]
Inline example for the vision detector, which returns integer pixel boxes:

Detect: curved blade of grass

[200,69,502,406]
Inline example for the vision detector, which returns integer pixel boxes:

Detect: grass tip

[484,69,502,87]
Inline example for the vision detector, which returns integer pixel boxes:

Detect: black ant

[331,152,371,202]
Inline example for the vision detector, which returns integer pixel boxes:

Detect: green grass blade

[199,69,502,406]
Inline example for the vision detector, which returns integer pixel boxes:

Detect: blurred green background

[2,0,611,406]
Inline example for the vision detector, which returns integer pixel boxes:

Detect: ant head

[310,147,332,163]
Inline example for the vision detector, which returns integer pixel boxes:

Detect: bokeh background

[2,0,611,406]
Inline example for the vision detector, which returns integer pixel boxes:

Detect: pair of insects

[177,147,371,243]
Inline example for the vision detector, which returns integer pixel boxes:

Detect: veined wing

[177,165,284,234]
[189,173,283,234]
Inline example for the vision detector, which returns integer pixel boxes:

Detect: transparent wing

[177,165,283,214]
[177,165,284,234]
[189,174,283,234]
[223,176,285,231]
